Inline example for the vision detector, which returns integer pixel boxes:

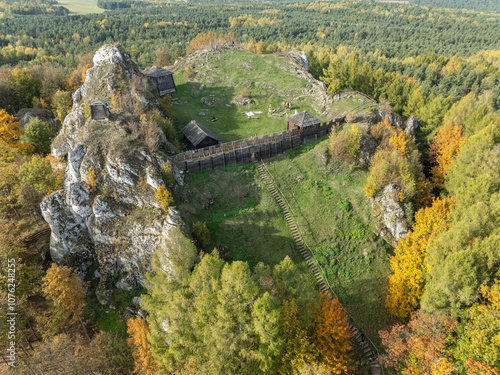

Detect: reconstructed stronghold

[176,112,345,171]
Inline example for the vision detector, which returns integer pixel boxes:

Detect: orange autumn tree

[380,310,457,375]
[81,64,91,83]
[429,123,467,190]
[313,293,353,374]
[0,109,33,153]
[127,316,159,375]
[386,197,455,321]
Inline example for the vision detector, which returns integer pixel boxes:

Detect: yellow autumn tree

[429,123,467,190]
[278,299,317,374]
[0,109,33,153]
[386,197,455,321]
[155,184,173,213]
[313,294,353,374]
[127,316,159,375]
[42,264,87,335]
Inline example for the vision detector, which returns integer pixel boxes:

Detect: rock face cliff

[41,44,182,304]
[369,184,409,246]
[361,113,420,246]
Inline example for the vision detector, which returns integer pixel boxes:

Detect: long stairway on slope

[255,160,382,375]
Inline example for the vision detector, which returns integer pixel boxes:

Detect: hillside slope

[170,48,366,143]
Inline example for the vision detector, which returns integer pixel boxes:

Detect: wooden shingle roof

[144,66,173,78]
[90,99,107,106]
[287,111,322,128]
[182,121,219,147]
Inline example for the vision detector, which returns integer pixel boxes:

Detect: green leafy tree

[278,299,317,375]
[252,292,283,373]
[22,118,58,154]
[192,221,210,249]
[421,112,500,313]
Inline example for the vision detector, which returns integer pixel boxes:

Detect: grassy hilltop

[171,48,368,143]
[172,48,393,349]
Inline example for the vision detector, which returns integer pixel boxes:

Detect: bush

[328,125,362,163]
[192,221,210,249]
[160,161,176,187]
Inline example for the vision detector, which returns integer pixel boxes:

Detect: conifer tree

[313,294,353,375]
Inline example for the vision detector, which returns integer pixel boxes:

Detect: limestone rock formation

[289,50,309,71]
[41,44,182,304]
[403,116,418,137]
[369,184,409,246]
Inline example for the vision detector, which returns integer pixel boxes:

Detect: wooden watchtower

[144,66,177,97]
[90,99,110,121]
[287,111,322,132]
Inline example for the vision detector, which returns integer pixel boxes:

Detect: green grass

[58,0,104,14]
[176,136,396,352]
[171,49,368,144]
[266,139,398,349]
[175,164,303,268]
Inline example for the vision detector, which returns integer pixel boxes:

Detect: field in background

[58,0,104,14]
[171,49,368,144]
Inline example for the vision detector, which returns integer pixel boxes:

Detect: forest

[0,0,499,374]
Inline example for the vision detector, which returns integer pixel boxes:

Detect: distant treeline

[1,1,499,67]
[409,0,500,12]
[96,0,146,10]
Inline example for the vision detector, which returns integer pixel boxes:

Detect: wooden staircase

[255,160,382,375]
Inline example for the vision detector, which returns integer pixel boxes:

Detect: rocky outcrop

[378,110,419,136]
[289,50,309,71]
[16,108,54,128]
[403,116,418,137]
[369,184,409,246]
[42,44,183,304]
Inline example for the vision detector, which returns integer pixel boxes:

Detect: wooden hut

[287,111,322,132]
[144,66,176,96]
[90,99,110,121]
[182,120,220,149]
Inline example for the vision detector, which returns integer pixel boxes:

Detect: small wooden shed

[182,120,220,149]
[144,66,176,97]
[90,99,110,121]
[287,111,322,132]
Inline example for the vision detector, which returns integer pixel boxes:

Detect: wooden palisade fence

[175,116,345,171]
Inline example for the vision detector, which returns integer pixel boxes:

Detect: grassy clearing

[171,49,367,144]
[174,164,303,268]
[266,139,398,348]
[175,137,396,351]
[58,0,104,14]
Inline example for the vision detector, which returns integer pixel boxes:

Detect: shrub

[155,184,173,213]
[192,221,210,249]
[160,161,176,187]
[328,125,362,163]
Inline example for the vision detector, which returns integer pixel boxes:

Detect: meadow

[175,137,397,350]
[171,49,366,143]
[58,0,104,14]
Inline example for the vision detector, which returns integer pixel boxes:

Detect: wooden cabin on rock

[287,111,322,132]
[90,99,110,120]
[182,120,220,149]
[144,66,176,97]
